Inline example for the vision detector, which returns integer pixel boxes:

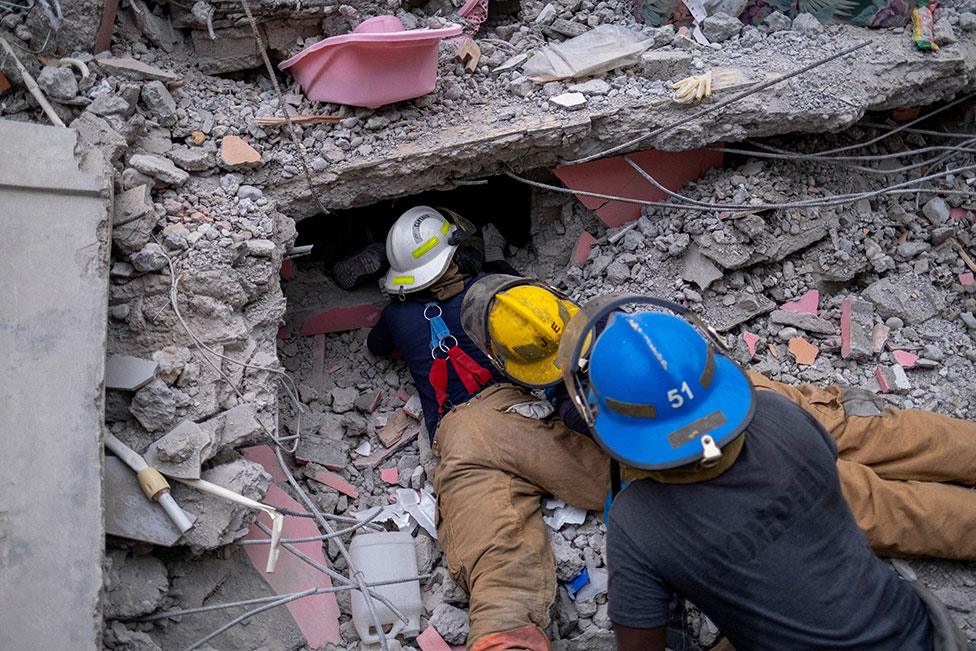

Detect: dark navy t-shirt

[607,390,932,651]
[366,276,504,439]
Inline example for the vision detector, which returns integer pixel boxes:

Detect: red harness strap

[448,345,494,393]
[429,357,450,414]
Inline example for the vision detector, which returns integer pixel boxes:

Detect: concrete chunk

[840,297,874,360]
[639,49,693,81]
[129,153,190,187]
[769,309,834,334]
[112,184,157,254]
[143,420,213,479]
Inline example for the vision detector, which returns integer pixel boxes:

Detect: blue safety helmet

[559,296,755,471]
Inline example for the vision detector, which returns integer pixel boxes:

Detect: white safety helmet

[383,206,472,294]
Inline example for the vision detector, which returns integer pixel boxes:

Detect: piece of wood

[95,0,121,53]
[378,408,413,448]
[254,115,342,126]
[354,427,420,468]
[456,37,481,74]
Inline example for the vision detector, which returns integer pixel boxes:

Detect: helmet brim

[590,353,756,470]
[383,243,458,293]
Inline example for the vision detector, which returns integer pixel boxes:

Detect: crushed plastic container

[278,16,462,109]
[349,531,423,643]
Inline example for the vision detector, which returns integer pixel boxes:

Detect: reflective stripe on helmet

[412,236,440,258]
[391,275,415,285]
[605,397,657,419]
[440,221,451,234]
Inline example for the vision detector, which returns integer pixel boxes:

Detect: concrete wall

[0,119,111,650]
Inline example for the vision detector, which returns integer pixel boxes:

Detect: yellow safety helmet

[461,274,581,388]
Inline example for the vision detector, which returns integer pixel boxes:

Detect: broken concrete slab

[704,290,775,332]
[105,354,158,391]
[0,119,109,651]
[876,364,911,393]
[129,153,190,187]
[840,296,875,360]
[862,273,945,324]
[170,458,272,550]
[104,456,194,546]
[296,433,349,471]
[103,550,170,619]
[769,309,834,334]
[96,57,180,83]
[152,549,308,651]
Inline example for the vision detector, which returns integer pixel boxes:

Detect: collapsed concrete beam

[267,27,975,218]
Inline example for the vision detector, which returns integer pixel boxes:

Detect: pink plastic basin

[279,16,462,109]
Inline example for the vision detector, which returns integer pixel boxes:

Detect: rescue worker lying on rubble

[366,207,976,650]
[557,295,966,651]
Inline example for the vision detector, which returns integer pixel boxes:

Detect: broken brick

[788,337,819,366]
[379,408,414,448]
[221,134,261,168]
[742,331,760,358]
[892,350,919,369]
[380,467,399,484]
[780,290,819,315]
[301,305,382,335]
[570,231,596,266]
[950,207,970,221]
[960,272,974,286]
[308,469,360,499]
[417,626,453,651]
[355,427,421,468]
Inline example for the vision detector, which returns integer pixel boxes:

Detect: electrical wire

[743,93,976,158]
[159,244,302,454]
[185,589,317,650]
[274,447,395,651]
[138,574,434,622]
[237,507,383,544]
[564,41,872,166]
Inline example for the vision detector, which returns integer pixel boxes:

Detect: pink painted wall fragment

[309,469,360,499]
[780,290,819,315]
[554,148,724,227]
[570,231,596,266]
[242,446,341,647]
[380,466,399,484]
[417,626,453,651]
[892,350,919,368]
[840,297,853,359]
[301,305,382,336]
[960,272,975,287]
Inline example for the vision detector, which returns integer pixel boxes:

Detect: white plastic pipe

[104,432,194,533]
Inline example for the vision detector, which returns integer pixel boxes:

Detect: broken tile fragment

[570,231,596,266]
[380,467,399,484]
[417,626,453,651]
[788,337,819,366]
[780,289,819,315]
[742,331,760,358]
[309,469,359,499]
[960,272,975,286]
[892,350,919,369]
[221,135,262,169]
[549,92,586,110]
[871,323,890,354]
[105,354,158,391]
[355,427,420,468]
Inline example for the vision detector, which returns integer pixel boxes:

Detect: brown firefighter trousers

[432,377,976,648]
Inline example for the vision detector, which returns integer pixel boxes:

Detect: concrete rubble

[1,0,976,647]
